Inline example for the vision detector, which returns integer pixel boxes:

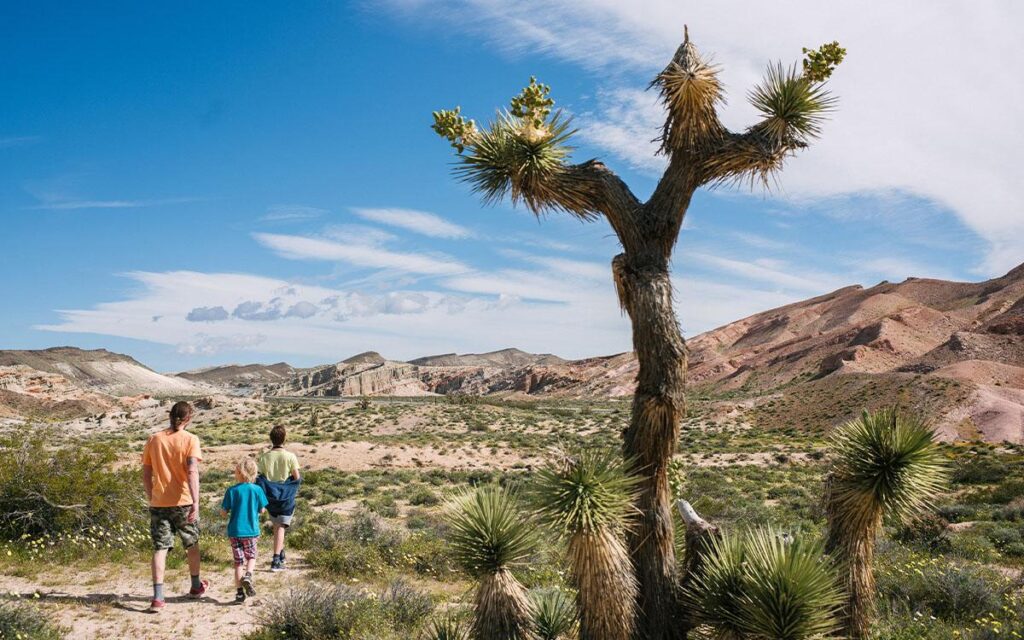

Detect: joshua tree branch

[699,129,801,189]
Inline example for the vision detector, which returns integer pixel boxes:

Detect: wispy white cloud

[260,205,328,222]
[0,135,41,149]
[351,207,474,239]
[31,196,200,210]
[254,232,469,275]
[690,252,849,294]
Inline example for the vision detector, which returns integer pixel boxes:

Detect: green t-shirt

[258,448,300,482]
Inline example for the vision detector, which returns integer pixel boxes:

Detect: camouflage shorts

[149,506,200,550]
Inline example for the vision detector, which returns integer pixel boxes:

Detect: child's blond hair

[235,457,258,483]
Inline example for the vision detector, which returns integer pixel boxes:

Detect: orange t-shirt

[142,429,202,507]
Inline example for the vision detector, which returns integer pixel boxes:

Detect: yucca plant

[687,527,843,640]
[530,450,638,640]
[420,613,470,640]
[432,32,844,639]
[825,408,948,639]
[531,589,578,640]
[447,485,538,640]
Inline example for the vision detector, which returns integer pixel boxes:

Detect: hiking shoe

[279,550,286,566]
[235,590,246,604]
[241,574,256,597]
[187,579,210,599]
[148,599,165,613]
[270,559,283,572]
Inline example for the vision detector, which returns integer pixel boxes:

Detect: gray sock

[153,583,164,601]
[190,574,202,591]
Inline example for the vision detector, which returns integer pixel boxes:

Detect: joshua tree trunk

[616,249,689,640]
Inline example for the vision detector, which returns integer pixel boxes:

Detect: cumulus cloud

[186,306,229,322]
[285,301,319,319]
[233,300,283,321]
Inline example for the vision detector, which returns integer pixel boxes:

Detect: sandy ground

[203,440,542,473]
[0,554,302,639]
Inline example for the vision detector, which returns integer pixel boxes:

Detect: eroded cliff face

[276,359,429,397]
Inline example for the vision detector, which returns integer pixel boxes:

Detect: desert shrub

[891,512,951,551]
[876,551,1009,622]
[0,601,65,640]
[946,530,1000,562]
[952,454,1006,484]
[246,582,433,640]
[408,487,441,507]
[300,509,456,580]
[0,429,144,543]
[936,503,984,523]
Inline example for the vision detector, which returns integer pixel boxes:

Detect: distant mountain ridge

[3,264,1023,442]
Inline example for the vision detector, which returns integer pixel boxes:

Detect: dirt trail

[0,555,306,639]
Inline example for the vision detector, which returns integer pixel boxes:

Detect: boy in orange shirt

[142,401,209,612]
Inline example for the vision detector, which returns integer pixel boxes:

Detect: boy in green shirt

[257,425,300,571]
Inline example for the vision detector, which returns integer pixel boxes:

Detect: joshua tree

[448,485,538,640]
[432,30,844,639]
[687,526,843,640]
[825,408,947,639]
[531,450,639,640]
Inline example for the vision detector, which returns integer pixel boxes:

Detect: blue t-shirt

[221,482,268,538]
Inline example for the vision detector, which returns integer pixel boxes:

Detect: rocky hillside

[683,264,1024,442]
[177,362,295,390]
[0,347,211,396]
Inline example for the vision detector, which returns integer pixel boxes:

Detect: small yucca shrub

[825,408,948,639]
[530,450,638,640]
[447,485,537,640]
[531,588,578,640]
[688,527,842,640]
[420,613,470,640]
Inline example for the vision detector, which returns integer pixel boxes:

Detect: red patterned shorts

[230,537,257,566]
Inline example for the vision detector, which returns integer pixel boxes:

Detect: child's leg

[273,523,285,556]
[230,538,245,587]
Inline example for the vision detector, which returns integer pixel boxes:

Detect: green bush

[876,551,1010,622]
[0,429,144,543]
[246,582,433,640]
[0,600,65,640]
[952,454,1006,484]
[300,509,456,580]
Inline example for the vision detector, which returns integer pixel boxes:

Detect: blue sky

[2,1,1019,372]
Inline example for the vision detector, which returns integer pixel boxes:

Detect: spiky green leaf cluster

[749,63,837,144]
[829,408,948,531]
[530,589,578,640]
[447,485,537,577]
[802,42,846,83]
[689,528,843,640]
[510,77,555,128]
[530,449,639,536]
[454,111,578,213]
[420,613,470,640]
[432,106,477,153]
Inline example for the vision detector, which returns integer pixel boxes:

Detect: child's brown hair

[270,424,287,447]
[235,457,258,483]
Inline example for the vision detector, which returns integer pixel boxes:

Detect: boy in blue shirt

[220,457,268,604]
